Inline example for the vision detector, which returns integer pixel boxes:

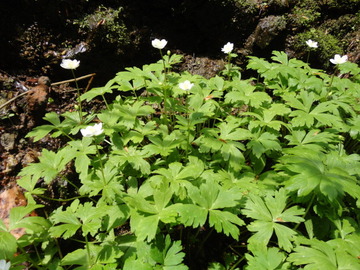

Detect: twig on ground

[0,73,96,111]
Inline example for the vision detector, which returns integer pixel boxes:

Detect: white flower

[178,80,194,91]
[330,54,348,65]
[60,59,80,69]
[221,42,234,54]
[151,39,167,49]
[306,39,318,48]
[80,123,104,137]
[0,260,10,270]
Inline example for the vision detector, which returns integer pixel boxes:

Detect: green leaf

[209,210,244,239]
[242,189,304,251]
[163,235,187,269]
[123,256,153,270]
[247,131,281,158]
[168,204,208,228]
[288,238,360,270]
[80,82,114,102]
[225,80,271,108]
[114,101,155,129]
[111,146,151,175]
[0,230,17,259]
[278,148,360,202]
[245,246,287,270]
[26,124,56,141]
[143,132,182,157]
[68,138,97,179]
[285,129,338,148]
[173,181,244,239]
[125,185,177,241]
[61,248,89,267]
[195,120,249,171]
[18,148,74,185]
[49,200,104,238]
[9,204,44,231]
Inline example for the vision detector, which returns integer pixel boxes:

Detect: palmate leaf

[123,235,188,270]
[195,120,250,171]
[18,147,75,185]
[149,157,205,199]
[111,146,151,175]
[154,235,188,270]
[170,180,244,239]
[26,112,65,141]
[285,129,339,149]
[245,246,288,270]
[67,137,97,179]
[124,184,178,242]
[247,131,282,158]
[285,91,343,128]
[242,189,304,252]
[80,79,114,102]
[143,132,182,157]
[49,199,105,239]
[247,104,290,131]
[225,80,271,108]
[247,56,273,75]
[288,238,360,270]
[122,121,158,145]
[113,100,155,129]
[61,243,121,269]
[278,147,360,203]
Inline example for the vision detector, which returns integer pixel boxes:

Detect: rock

[244,15,287,52]
[0,133,16,151]
[181,55,225,79]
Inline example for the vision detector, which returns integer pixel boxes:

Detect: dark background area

[0,0,359,85]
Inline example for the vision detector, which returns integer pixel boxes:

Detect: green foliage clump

[321,14,360,40]
[231,0,259,14]
[74,5,130,52]
[323,0,360,10]
[1,47,360,269]
[294,29,343,67]
[290,0,321,28]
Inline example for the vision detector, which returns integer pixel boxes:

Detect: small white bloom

[80,123,104,137]
[330,54,348,65]
[151,39,167,49]
[306,39,318,48]
[178,80,194,91]
[0,260,11,270]
[60,59,80,69]
[221,42,234,54]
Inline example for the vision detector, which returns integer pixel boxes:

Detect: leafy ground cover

[1,41,360,269]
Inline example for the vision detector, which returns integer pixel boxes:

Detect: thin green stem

[36,194,89,202]
[159,49,167,78]
[85,235,92,266]
[101,94,110,110]
[71,69,83,123]
[61,131,74,141]
[186,112,191,158]
[328,73,335,87]
[195,227,214,257]
[294,193,316,231]
[159,49,170,123]
[95,143,106,184]
[18,246,43,270]
[60,176,80,192]
[226,53,232,79]
[306,51,310,64]
[229,255,245,270]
